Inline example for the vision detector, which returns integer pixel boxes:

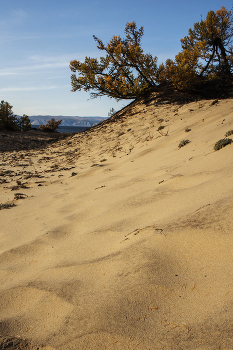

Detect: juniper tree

[0,100,19,130]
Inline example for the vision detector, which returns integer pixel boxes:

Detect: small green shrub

[185,127,191,132]
[178,139,190,148]
[157,125,165,131]
[225,130,233,137]
[0,202,15,210]
[214,138,232,150]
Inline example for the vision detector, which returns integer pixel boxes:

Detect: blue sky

[0,0,231,117]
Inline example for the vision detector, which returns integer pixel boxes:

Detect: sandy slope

[0,97,233,349]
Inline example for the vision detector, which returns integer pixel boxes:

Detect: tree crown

[70,22,158,100]
[70,7,233,101]
[0,100,31,131]
[39,118,62,132]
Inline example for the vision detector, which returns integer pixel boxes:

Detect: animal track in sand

[120,225,163,243]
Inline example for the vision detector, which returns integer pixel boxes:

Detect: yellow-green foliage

[158,6,233,91]
[70,7,233,100]
[70,22,158,99]
[178,6,233,79]
[157,57,199,91]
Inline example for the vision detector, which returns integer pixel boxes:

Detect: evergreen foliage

[39,118,62,132]
[0,202,15,210]
[18,115,31,132]
[0,100,31,131]
[178,139,190,148]
[214,138,232,150]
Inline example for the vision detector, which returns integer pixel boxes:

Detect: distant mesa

[29,115,106,127]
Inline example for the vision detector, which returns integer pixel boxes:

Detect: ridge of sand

[1,98,233,349]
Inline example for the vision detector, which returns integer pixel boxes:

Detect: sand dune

[1,97,233,349]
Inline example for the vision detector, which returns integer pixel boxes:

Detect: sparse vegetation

[14,193,27,200]
[39,118,62,132]
[0,202,15,210]
[118,131,125,137]
[211,99,219,106]
[18,115,31,132]
[157,125,169,136]
[214,138,232,150]
[10,180,28,191]
[0,100,31,131]
[178,139,190,148]
[185,127,191,132]
[108,108,116,117]
[225,130,233,137]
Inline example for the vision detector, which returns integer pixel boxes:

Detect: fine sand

[1,96,233,349]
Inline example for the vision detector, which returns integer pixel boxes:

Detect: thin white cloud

[0,72,18,76]
[0,85,70,92]
[0,51,99,76]
[0,35,41,42]
[26,62,69,70]
[0,62,69,76]
[28,52,99,64]
[29,54,72,63]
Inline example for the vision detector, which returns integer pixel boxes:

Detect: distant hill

[29,115,106,127]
